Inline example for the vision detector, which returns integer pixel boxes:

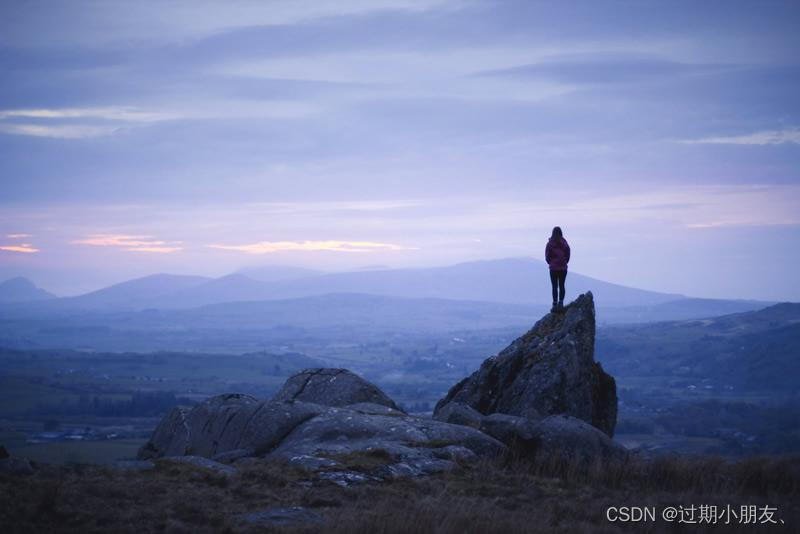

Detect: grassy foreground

[1,451,798,533]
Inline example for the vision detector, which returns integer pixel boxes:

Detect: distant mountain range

[2,258,776,324]
[8,258,683,309]
[0,277,55,303]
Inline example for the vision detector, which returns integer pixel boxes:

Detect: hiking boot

[550,302,558,313]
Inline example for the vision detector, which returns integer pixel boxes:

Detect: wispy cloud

[0,108,181,122]
[5,233,32,238]
[0,102,318,138]
[678,128,800,145]
[0,243,39,253]
[0,107,184,139]
[0,124,121,139]
[72,234,183,253]
[208,240,417,254]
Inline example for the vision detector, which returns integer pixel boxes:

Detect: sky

[1,0,799,300]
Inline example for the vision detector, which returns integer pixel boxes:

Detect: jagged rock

[273,368,403,412]
[434,292,617,437]
[530,415,628,463]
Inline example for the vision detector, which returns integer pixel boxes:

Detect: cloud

[0,243,39,253]
[475,55,732,85]
[679,128,800,145]
[0,107,181,122]
[125,246,184,253]
[0,107,183,139]
[208,240,417,254]
[6,233,32,238]
[72,234,183,253]
[0,123,120,139]
[0,103,319,139]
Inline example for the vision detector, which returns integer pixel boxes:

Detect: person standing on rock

[545,226,570,312]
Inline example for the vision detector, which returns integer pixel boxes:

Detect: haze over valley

[1,258,797,461]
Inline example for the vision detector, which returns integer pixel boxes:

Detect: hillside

[597,302,800,391]
[53,274,212,310]
[0,277,55,303]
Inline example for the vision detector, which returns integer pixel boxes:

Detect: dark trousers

[550,270,567,303]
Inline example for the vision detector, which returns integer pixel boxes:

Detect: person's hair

[551,226,563,240]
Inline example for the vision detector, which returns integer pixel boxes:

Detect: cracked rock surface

[272,368,403,412]
[434,292,618,437]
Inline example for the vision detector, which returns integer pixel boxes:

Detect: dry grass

[1,452,798,533]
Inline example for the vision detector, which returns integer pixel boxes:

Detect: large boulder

[434,292,618,437]
[434,401,627,462]
[271,403,505,461]
[529,415,628,463]
[272,368,403,412]
[139,371,505,470]
[138,405,193,459]
[138,394,326,460]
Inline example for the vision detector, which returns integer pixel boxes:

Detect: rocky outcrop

[272,368,403,412]
[434,292,617,437]
[142,294,623,476]
[138,394,326,460]
[434,403,626,462]
[139,371,505,471]
[531,415,627,463]
[270,402,504,461]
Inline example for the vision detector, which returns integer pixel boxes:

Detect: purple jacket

[545,237,570,271]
